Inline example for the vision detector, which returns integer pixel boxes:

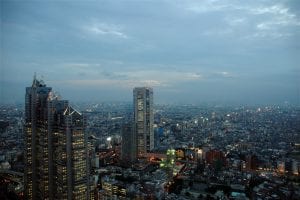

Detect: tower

[133,87,154,157]
[47,98,69,200]
[121,123,136,164]
[54,105,90,200]
[24,76,52,199]
[24,75,91,200]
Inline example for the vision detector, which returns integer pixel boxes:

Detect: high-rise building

[47,99,69,199]
[121,123,136,164]
[24,77,52,199]
[24,75,91,200]
[50,101,90,200]
[133,87,154,156]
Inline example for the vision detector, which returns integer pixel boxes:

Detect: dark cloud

[1,0,299,105]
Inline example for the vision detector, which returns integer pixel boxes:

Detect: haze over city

[1,0,300,105]
[1,1,300,200]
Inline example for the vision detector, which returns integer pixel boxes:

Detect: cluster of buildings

[0,104,24,199]
[1,77,157,200]
[23,76,93,200]
[0,104,23,172]
[0,76,300,199]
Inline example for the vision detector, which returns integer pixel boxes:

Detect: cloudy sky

[1,0,300,105]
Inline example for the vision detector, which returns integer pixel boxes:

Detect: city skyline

[0,74,299,199]
[1,0,300,105]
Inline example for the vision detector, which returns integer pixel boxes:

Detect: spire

[32,73,46,87]
[32,72,38,87]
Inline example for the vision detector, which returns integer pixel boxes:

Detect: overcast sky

[1,0,300,105]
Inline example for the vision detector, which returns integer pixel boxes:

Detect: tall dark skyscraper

[24,75,91,200]
[24,76,52,199]
[133,87,154,157]
[121,123,136,164]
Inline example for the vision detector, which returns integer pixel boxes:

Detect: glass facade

[24,77,52,200]
[133,87,154,156]
[24,77,91,200]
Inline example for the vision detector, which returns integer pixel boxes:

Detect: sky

[1,0,300,105]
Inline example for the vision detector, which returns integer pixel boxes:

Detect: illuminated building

[195,148,203,162]
[133,87,154,156]
[51,103,90,200]
[292,160,299,175]
[24,76,52,199]
[160,149,176,179]
[24,75,91,200]
[277,161,285,174]
[101,176,127,199]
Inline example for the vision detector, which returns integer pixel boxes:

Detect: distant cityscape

[0,75,299,200]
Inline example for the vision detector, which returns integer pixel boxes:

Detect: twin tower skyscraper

[24,75,154,199]
[24,75,92,200]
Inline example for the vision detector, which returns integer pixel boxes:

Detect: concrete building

[133,87,154,157]
[24,76,52,199]
[24,75,91,200]
[51,103,90,200]
[121,123,136,164]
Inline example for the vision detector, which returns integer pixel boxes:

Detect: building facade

[24,76,91,200]
[133,87,154,156]
[55,105,90,200]
[24,77,52,199]
[121,123,136,164]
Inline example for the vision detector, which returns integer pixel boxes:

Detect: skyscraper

[121,123,136,164]
[47,98,69,200]
[24,75,91,200]
[133,87,154,157]
[24,76,52,199]
[53,104,90,200]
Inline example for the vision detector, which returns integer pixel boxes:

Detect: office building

[121,123,136,164]
[24,75,91,200]
[24,76,52,199]
[133,87,154,156]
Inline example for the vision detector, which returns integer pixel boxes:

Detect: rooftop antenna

[32,72,37,87]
